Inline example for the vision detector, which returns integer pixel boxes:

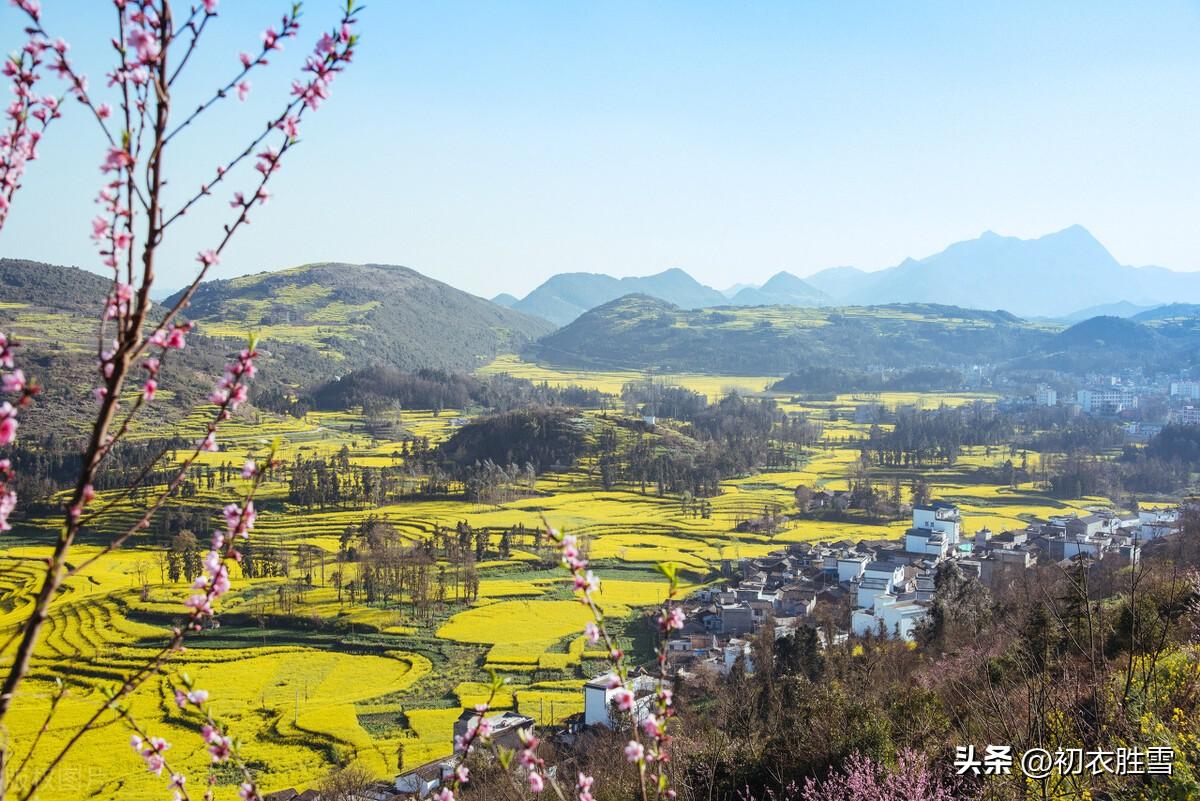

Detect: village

[264,496,1184,801]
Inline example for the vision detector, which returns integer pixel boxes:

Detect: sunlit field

[0,359,1138,798]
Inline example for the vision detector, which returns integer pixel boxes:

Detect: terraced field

[0,363,1131,799]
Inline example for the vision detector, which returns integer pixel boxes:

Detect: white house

[583,673,658,728]
[836,554,869,583]
[911,502,961,545]
[851,594,929,641]
[854,561,904,610]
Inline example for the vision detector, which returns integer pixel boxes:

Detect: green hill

[170,262,554,372]
[529,294,1052,374]
[0,259,552,435]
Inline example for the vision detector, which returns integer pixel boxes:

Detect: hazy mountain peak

[511,267,725,325]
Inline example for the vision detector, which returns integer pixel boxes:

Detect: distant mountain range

[493,268,727,326]
[805,226,1200,318]
[498,226,1200,324]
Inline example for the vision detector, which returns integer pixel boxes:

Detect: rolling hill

[170,262,554,372]
[0,258,236,434]
[529,294,1051,375]
[0,259,552,434]
[528,293,1200,376]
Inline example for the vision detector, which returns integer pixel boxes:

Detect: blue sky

[2,1,1199,297]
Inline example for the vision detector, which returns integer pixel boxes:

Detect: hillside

[0,259,232,434]
[529,294,1052,374]
[528,293,1200,375]
[0,259,552,435]
[171,262,554,372]
[1132,303,1200,323]
[1018,315,1194,372]
[511,268,727,325]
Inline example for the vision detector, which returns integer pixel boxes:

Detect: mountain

[823,227,1200,317]
[491,292,519,308]
[172,262,553,372]
[528,294,1050,375]
[1132,303,1200,323]
[721,283,757,298]
[511,268,727,326]
[729,271,831,307]
[804,266,880,300]
[1059,301,1158,323]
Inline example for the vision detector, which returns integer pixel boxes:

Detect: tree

[317,764,374,801]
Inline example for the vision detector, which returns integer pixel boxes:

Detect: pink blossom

[612,687,634,711]
[0,403,18,445]
[241,459,257,479]
[528,772,544,793]
[239,52,253,68]
[236,80,250,102]
[261,26,283,51]
[624,740,644,763]
[185,594,213,616]
[132,735,171,776]
[142,379,156,401]
[196,249,220,268]
[584,622,600,644]
[454,764,469,783]
[206,732,232,762]
[203,0,218,13]
[126,26,161,64]
[90,216,110,239]
[97,102,111,118]
[11,1,41,21]
[277,115,299,138]
[2,369,25,393]
[577,773,595,801]
[201,432,217,452]
[169,773,186,790]
[0,490,16,532]
[100,146,133,173]
[435,790,455,801]
[661,607,686,631]
[238,783,260,801]
[573,570,600,595]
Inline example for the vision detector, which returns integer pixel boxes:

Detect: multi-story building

[1036,386,1058,407]
[1170,381,1200,401]
[1077,388,1138,414]
[1171,406,1200,425]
